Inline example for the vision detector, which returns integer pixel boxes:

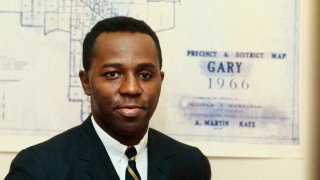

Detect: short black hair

[82,16,162,71]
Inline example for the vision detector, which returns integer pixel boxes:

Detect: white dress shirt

[91,116,148,180]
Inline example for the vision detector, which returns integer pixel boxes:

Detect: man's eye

[104,72,120,79]
[138,72,152,80]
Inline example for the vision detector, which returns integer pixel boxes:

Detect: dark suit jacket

[5,117,211,180]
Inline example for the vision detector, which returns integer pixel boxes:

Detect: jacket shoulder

[5,120,93,179]
[22,122,84,156]
[148,128,211,179]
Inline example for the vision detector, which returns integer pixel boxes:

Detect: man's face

[80,32,164,144]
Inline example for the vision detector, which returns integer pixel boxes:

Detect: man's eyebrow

[137,63,157,69]
[100,63,157,69]
[101,63,122,68]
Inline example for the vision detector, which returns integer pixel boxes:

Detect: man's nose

[119,74,143,96]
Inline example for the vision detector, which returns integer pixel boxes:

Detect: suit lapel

[78,117,120,179]
[76,119,171,179]
[147,129,171,180]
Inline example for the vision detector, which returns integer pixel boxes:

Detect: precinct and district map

[0,0,179,136]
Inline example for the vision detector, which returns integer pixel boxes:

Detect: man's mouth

[117,106,143,117]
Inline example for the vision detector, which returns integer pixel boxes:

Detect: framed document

[0,0,300,157]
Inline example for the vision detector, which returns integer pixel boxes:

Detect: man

[6,16,211,180]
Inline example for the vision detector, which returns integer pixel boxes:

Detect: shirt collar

[91,115,148,163]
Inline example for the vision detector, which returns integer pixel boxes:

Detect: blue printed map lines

[2,0,179,121]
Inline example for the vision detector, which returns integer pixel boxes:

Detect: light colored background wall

[1,0,319,179]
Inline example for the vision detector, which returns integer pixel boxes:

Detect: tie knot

[125,146,137,160]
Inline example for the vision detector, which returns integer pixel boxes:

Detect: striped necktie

[125,146,141,180]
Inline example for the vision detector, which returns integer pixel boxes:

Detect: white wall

[1,0,319,179]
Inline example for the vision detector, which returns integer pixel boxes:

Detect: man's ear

[79,70,91,96]
[160,71,164,81]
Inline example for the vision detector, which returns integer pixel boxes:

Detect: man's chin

[116,123,149,135]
